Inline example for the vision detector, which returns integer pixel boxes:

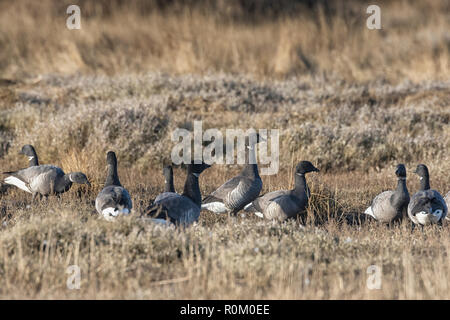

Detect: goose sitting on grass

[363,164,410,224]
[95,151,132,221]
[145,162,210,227]
[244,161,319,222]
[408,164,447,229]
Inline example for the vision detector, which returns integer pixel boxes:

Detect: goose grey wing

[151,193,200,225]
[408,190,446,215]
[264,194,306,220]
[155,192,177,203]
[250,190,288,212]
[5,165,61,183]
[96,186,132,213]
[430,190,448,218]
[202,176,243,203]
[370,191,394,213]
[225,177,262,212]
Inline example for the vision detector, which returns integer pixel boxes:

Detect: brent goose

[163,165,175,193]
[95,151,132,221]
[154,165,176,203]
[201,134,263,215]
[20,145,39,167]
[145,162,210,226]
[408,164,448,227]
[244,161,319,221]
[364,164,410,224]
[445,192,450,217]
[3,165,90,200]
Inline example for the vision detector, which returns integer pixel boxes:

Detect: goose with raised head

[3,165,90,200]
[145,162,210,226]
[95,151,132,221]
[364,164,410,224]
[201,134,263,215]
[19,145,39,167]
[154,165,175,203]
[408,164,447,227]
[244,161,319,221]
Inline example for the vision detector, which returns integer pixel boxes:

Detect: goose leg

[410,222,415,233]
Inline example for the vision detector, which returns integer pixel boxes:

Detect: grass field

[0,0,449,299]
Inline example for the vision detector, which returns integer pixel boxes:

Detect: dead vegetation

[0,0,449,299]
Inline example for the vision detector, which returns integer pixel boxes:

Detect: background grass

[0,0,449,299]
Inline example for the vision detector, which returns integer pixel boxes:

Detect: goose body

[245,161,319,221]
[95,151,132,221]
[364,164,410,223]
[202,135,263,214]
[146,163,210,226]
[3,165,90,199]
[408,164,447,226]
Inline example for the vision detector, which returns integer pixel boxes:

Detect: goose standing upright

[363,164,410,224]
[244,161,319,221]
[19,145,39,167]
[95,151,132,221]
[145,162,210,226]
[3,165,90,200]
[408,164,447,227]
[201,134,263,215]
[153,165,176,203]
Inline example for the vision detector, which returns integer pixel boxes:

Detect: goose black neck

[241,146,260,178]
[419,174,430,191]
[293,173,307,194]
[105,164,121,187]
[396,178,408,194]
[57,174,73,193]
[165,175,175,193]
[182,173,201,207]
[29,153,39,166]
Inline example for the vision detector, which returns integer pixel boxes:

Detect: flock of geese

[1,140,449,230]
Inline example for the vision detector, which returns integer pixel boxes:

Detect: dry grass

[0,0,449,300]
[0,0,448,82]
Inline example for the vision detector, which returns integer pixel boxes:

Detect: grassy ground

[0,0,449,299]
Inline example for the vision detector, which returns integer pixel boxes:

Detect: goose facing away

[3,165,90,200]
[201,134,263,215]
[408,164,447,226]
[20,145,39,167]
[95,151,132,221]
[145,162,210,226]
[363,164,410,223]
[245,161,319,221]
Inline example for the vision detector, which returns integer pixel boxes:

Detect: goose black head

[395,164,407,178]
[69,172,91,187]
[19,144,37,157]
[295,161,320,175]
[414,164,429,178]
[187,162,211,175]
[106,151,118,167]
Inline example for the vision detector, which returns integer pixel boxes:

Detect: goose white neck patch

[68,174,74,182]
[28,156,34,161]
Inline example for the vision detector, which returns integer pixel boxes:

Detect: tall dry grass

[0,0,449,300]
[0,0,448,82]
